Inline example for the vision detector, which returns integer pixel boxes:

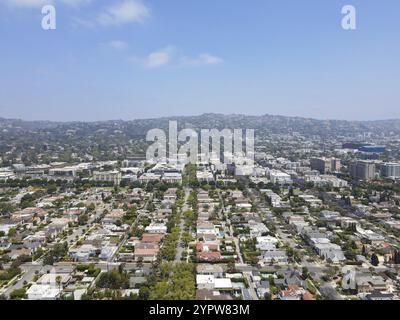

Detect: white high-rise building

[380,163,400,179]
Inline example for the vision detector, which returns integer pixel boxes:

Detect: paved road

[1,263,43,297]
[243,272,259,300]
[175,188,191,262]
[218,192,243,264]
[275,224,298,248]
[66,204,108,245]
[218,191,258,300]
[110,194,153,262]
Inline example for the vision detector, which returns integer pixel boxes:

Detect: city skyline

[0,0,399,121]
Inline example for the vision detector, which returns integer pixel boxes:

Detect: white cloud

[130,46,175,68]
[181,53,224,66]
[131,47,223,69]
[5,0,53,7]
[142,46,175,68]
[104,40,129,50]
[5,0,90,8]
[60,0,92,8]
[145,51,170,68]
[4,0,150,29]
[198,54,224,65]
[97,0,150,26]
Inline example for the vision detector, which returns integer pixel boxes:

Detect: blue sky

[0,0,399,121]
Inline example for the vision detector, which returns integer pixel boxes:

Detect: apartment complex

[380,163,400,179]
[349,161,376,181]
[310,157,341,174]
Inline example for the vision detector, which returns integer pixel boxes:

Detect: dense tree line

[139,262,195,300]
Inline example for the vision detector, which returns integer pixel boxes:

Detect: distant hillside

[1,113,400,141]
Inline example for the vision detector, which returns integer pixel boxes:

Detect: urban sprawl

[1,115,400,301]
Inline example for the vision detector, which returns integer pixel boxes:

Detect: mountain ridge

[1,113,400,125]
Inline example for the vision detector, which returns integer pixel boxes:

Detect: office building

[93,171,122,185]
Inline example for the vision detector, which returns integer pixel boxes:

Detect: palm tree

[56,275,62,298]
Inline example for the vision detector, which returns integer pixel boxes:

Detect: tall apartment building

[349,161,376,181]
[310,157,341,174]
[380,163,400,179]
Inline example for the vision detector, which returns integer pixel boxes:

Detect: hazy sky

[0,0,399,121]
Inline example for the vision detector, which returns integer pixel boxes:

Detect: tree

[8,228,17,237]
[137,257,144,269]
[10,288,27,300]
[78,214,89,226]
[302,267,310,279]
[0,263,21,281]
[139,286,150,300]
[56,275,62,291]
[96,269,129,289]
[362,245,368,257]
[227,260,236,273]
[42,242,68,266]
[393,250,400,264]
[47,184,57,195]
[371,253,379,266]
[264,292,271,300]
[43,253,55,266]
[288,187,294,198]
